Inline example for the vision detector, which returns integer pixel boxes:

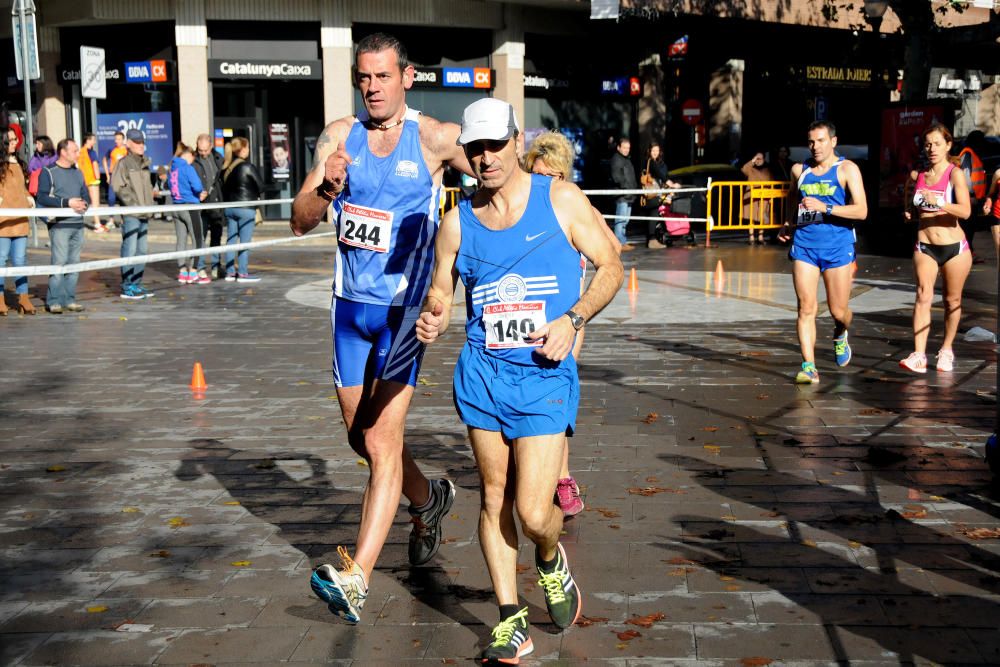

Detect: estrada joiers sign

[207,59,322,80]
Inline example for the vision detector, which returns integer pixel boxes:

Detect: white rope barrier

[0,198,294,219]
[0,185,712,278]
[600,214,709,222]
[0,232,339,277]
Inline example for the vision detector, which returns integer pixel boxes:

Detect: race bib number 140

[483,301,546,349]
[340,202,392,253]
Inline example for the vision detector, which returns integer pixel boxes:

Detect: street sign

[11,0,40,80]
[681,99,703,126]
[80,45,107,99]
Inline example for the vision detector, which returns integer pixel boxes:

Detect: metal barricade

[705,180,792,246]
[439,186,461,218]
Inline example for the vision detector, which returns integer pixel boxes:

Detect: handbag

[639,158,655,206]
[28,168,41,196]
[254,208,263,226]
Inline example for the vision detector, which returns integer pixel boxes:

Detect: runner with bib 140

[778,121,868,385]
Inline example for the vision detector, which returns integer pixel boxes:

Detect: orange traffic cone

[190,362,207,391]
[627,267,639,292]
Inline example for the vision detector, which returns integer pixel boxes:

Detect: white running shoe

[936,349,955,372]
[899,351,927,374]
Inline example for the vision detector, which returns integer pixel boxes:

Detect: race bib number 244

[340,202,392,253]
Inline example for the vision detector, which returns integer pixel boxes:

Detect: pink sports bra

[913,164,955,212]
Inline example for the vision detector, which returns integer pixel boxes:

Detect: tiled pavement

[1,227,999,665]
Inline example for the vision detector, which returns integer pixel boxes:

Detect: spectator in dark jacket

[193,134,225,277]
[610,138,637,250]
[111,129,156,299]
[36,138,90,313]
[221,137,264,282]
[170,143,209,284]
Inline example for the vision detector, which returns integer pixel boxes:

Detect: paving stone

[1,241,998,664]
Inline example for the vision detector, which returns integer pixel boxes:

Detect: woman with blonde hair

[522,131,621,517]
[221,137,264,282]
[899,123,972,373]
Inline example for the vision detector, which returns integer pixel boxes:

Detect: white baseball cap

[457,98,520,146]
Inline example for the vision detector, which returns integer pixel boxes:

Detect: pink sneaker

[899,351,927,374]
[176,270,194,284]
[555,477,584,517]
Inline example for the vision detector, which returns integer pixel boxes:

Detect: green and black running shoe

[480,607,533,665]
[536,542,582,630]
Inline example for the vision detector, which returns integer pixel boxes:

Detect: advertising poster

[96,112,174,172]
[268,123,291,180]
[879,106,944,208]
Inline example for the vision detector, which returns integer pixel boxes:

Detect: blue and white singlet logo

[395,160,419,179]
[496,274,528,302]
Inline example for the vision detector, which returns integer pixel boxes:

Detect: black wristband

[316,179,341,202]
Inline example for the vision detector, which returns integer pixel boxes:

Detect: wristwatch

[565,310,586,331]
[826,204,834,215]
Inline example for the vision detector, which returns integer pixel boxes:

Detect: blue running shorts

[453,344,579,439]
[331,297,424,388]
[789,243,855,272]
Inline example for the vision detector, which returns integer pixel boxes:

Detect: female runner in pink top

[900,123,972,374]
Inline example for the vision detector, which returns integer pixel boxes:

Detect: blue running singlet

[334,107,439,307]
[793,157,854,249]
[452,174,583,438]
[456,174,583,365]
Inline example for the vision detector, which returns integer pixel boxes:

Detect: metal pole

[17,0,33,147]
[17,0,38,247]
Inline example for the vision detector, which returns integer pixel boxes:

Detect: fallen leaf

[720,514,738,521]
[665,557,698,566]
[230,560,252,567]
[167,517,190,529]
[626,612,665,628]
[119,316,127,321]
[86,605,108,613]
[642,412,659,424]
[901,509,928,519]
[848,541,863,549]
[592,508,621,519]
[515,564,531,574]
[615,629,642,641]
[223,501,241,506]
[760,511,781,518]
[417,378,439,386]
[608,524,620,530]
[756,393,770,400]
[929,495,945,501]
[645,476,660,482]
[718,575,735,581]
[959,527,1000,540]
[702,426,719,432]
[149,550,171,558]
[121,506,140,513]
[326,394,339,400]
[703,445,720,452]
[46,465,66,473]
[627,486,685,496]
[801,539,817,547]
[668,567,694,576]
[357,459,369,467]
[422,392,433,396]
[740,658,774,667]
[725,584,742,591]
[412,639,422,648]
[575,615,609,627]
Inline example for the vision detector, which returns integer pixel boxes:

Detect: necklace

[366,116,404,131]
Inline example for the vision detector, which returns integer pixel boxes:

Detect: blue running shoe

[310,546,367,624]
[834,331,851,367]
[120,285,143,300]
[795,362,819,384]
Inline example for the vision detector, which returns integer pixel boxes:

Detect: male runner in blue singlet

[289,33,472,624]
[778,121,867,384]
[416,99,623,664]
